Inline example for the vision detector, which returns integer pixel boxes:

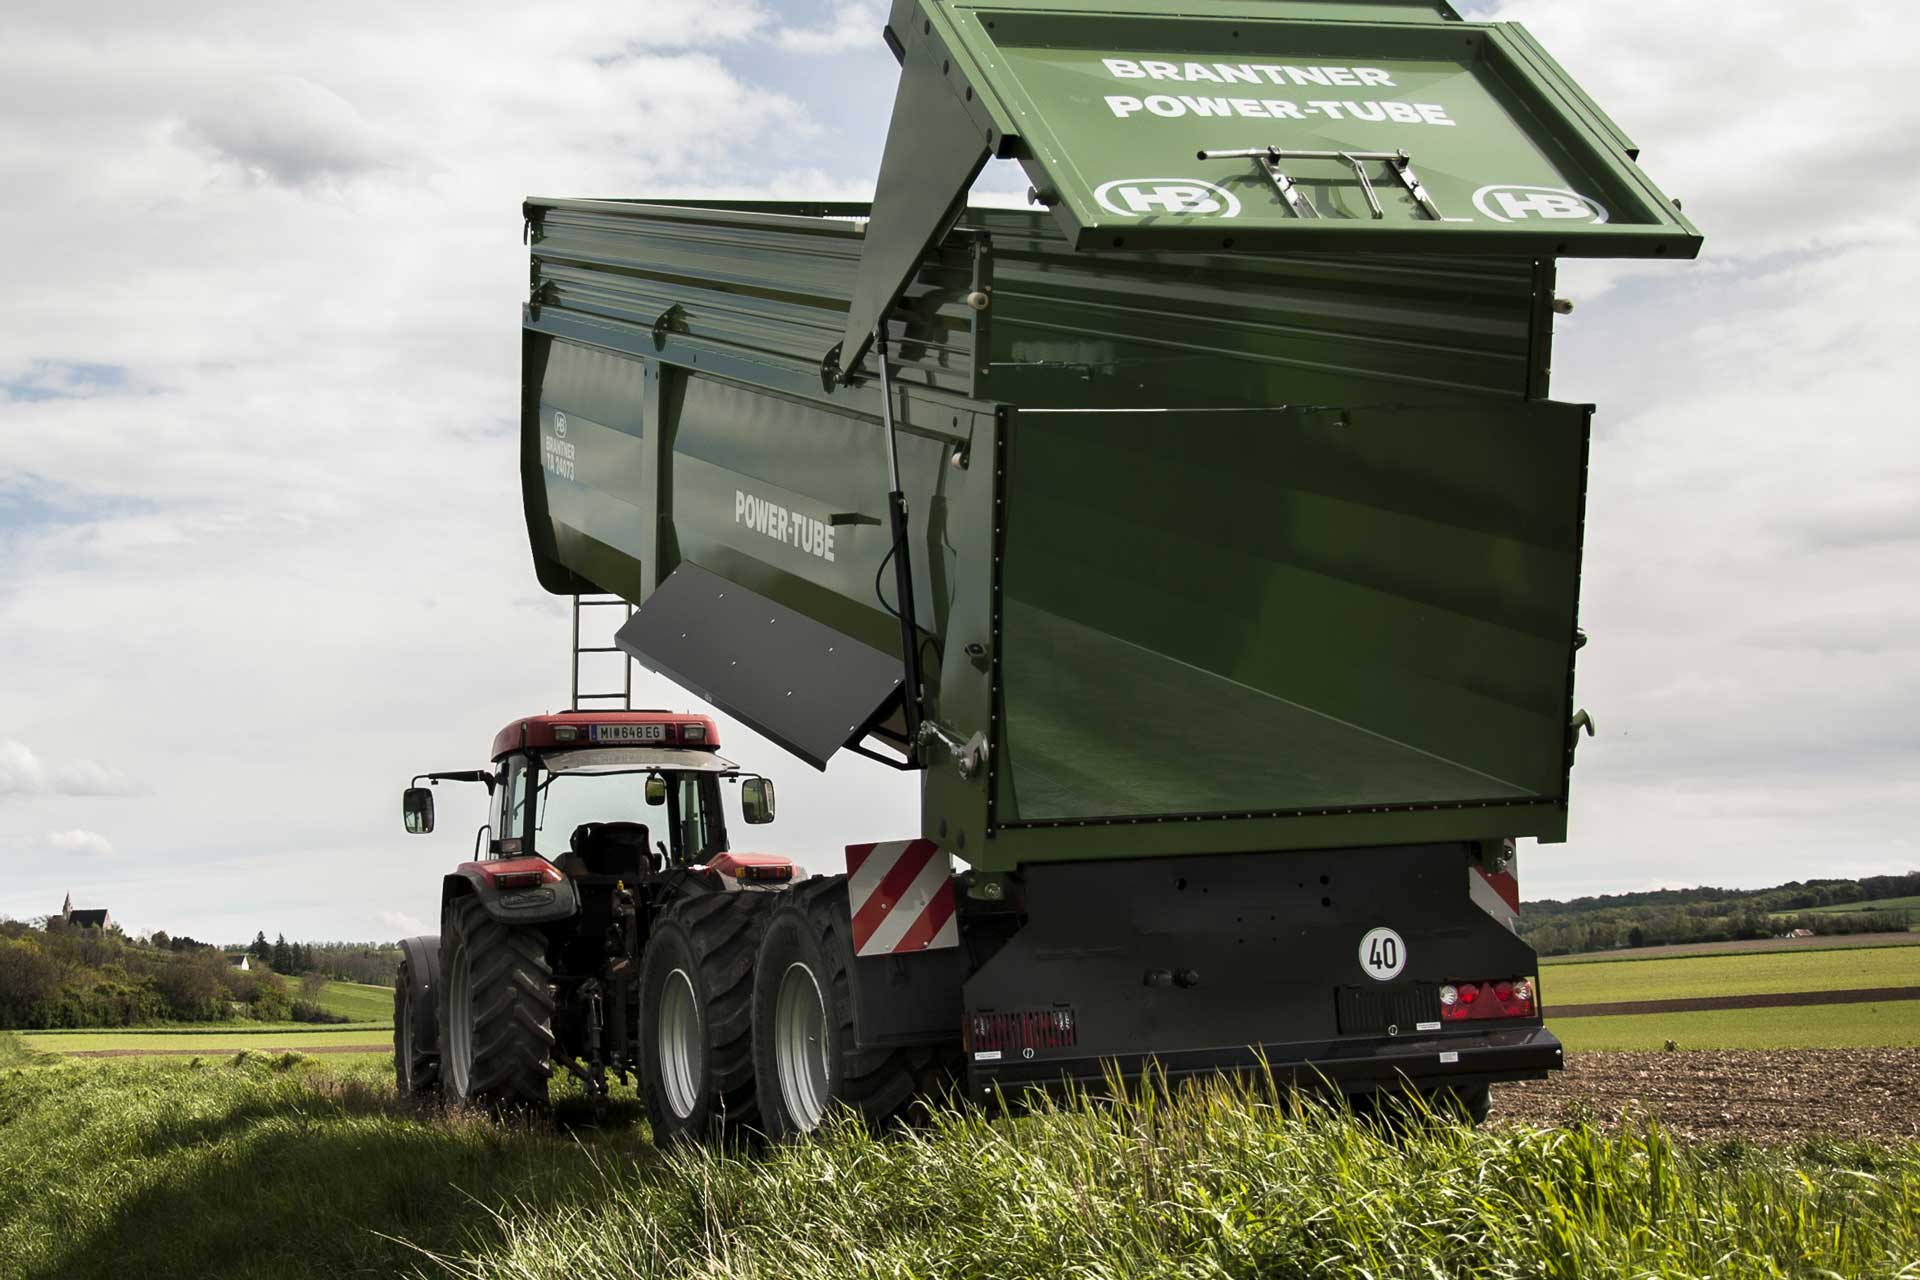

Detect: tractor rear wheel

[438,896,555,1111]
[638,891,774,1145]
[750,876,958,1140]
[393,937,441,1101]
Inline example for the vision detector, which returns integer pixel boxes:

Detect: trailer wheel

[1354,1082,1492,1129]
[1430,1084,1492,1126]
[751,876,957,1140]
[637,891,774,1145]
[438,895,554,1111]
[393,936,441,1101]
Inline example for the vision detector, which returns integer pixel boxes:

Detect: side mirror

[645,776,667,806]
[741,776,776,825]
[402,787,435,835]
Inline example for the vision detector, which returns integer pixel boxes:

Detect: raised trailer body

[516,0,1698,1106]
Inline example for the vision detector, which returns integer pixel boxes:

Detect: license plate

[590,724,665,743]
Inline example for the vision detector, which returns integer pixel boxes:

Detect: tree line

[1521,871,1919,957]
[0,918,404,1030]
[0,918,292,1029]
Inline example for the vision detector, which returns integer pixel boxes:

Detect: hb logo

[553,411,568,439]
[1472,185,1609,224]
[1095,178,1242,219]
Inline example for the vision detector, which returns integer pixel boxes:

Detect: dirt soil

[1496,1049,1920,1142]
[1553,986,1920,1018]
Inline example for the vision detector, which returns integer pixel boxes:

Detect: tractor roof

[491,711,721,760]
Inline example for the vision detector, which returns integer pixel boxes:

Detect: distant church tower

[61,892,72,922]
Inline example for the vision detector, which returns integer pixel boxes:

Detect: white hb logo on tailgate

[1095,178,1242,219]
[1473,185,1609,224]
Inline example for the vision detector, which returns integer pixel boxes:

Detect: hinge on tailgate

[651,303,686,353]
[1197,147,1458,222]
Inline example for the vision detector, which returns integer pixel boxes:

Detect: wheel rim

[446,943,473,1098]
[657,968,702,1120]
[774,961,829,1131]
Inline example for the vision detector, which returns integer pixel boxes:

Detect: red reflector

[1440,976,1535,1022]
[966,1008,1079,1055]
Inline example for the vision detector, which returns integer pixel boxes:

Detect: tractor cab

[404,711,778,879]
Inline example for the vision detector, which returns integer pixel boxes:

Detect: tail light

[1439,976,1535,1022]
[709,852,794,882]
[967,1007,1079,1056]
[481,857,563,891]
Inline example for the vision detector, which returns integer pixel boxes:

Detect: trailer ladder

[570,594,637,711]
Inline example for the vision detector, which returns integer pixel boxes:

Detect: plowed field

[1497,1049,1920,1142]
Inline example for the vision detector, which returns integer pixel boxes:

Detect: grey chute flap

[614,564,904,770]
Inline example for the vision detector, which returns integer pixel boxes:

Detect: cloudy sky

[1,0,1914,943]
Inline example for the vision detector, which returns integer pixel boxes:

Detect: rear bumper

[965,1025,1562,1100]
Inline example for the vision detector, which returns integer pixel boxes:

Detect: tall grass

[1,1037,1916,1280]
[438,1076,1920,1280]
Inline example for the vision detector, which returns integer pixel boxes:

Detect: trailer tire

[393,936,441,1102]
[438,895,554,1111]
[751,876,958,1140]
[1431,1083,1492,1126]
[638,890,774,1145]
[1354,1082,1492,1129]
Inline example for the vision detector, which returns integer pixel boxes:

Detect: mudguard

[441,857,581,926]
[397,935,442,1051]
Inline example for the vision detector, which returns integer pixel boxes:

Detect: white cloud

[46,829,114,856]
[380,910,429,936]
[774,1,885,53]
[0,741,139,799]
[180,75,402,189]
[0,742,43,797]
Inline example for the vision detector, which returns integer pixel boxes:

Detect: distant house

[227,953,251,971]
[55,891,111,931]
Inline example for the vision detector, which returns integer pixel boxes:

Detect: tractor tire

[437,895,555,1111]
[751,876,959,1140]
[638,890,775,1145]
[393,936,442,1102]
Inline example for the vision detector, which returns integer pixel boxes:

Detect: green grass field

[1803,894,1920,916]
[1,1040,1916,1280]
[310,978,393,1023]
[22,1026,390,1054]
[1541,944,1920,1007]
[1542,934,1920,964]
[1555,999,1920,1052]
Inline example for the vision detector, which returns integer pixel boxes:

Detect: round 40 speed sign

[1358,926,1407,981]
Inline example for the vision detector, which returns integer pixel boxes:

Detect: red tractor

[395,710,795,1140]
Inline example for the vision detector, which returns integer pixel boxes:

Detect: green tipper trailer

[514,0,1699,1126]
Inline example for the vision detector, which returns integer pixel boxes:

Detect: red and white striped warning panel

[846,839,958,958]
[1470,859,1521,934]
